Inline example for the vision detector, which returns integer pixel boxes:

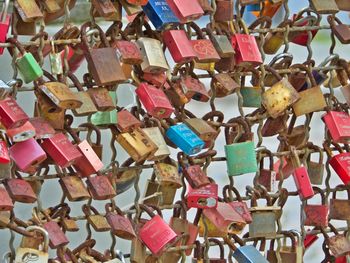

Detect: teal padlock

[224,118,258,176]
[239,86,262,108]
[8,38,43,84]
[89,90,117,126]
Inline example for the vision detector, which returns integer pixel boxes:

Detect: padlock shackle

[26,226,50,252]
[208,238,225,259]
[6,38,27,55]
[172,200,187,220]
[258,148,274,171]
[294,7,321,25]
[332,184,350,199]
[306,186,327,205]
[289,63,317,88]
[307,142,324,164]
[335,58,350,86]
[268,52,293,68]
[82,204,101,217]
[80,22,111,52]
[78,123,102,146]
[1,0,9,23]
[202,110,224,125]
[222,184,243,202]
[224,117,250,144]
[264,65,283,81]
[105,203,125,216]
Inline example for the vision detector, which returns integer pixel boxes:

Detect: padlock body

[231,34,262,67]
[143,127,171,160]
[163,30,196,63]
[249,210,276,238]
[43,221,69,249]
[183,164,210,188]
[0,187,14,211]
[114,40,143,64]
[233,245,269,263]
[106,212,136,240]
[292,166,314,200]
[187,183,218,209]
[86,175,116,200]
[0,15,11,55]
[59,176,90,202]
[5,179,37,203]
[166,0,203,23]
[322,111,350,144]
[304,204,329,227]
[16,53,44,83]
[7,121,36,142]
[142,0,179,30]
[0,98,29,129]
[329,152,350,185]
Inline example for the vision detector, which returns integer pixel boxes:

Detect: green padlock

[89,90,117,126]
[240,86,262,108]
[7,38,43,84]
[224,117,258,176]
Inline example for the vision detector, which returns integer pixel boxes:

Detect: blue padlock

[233,245,269,263]
[142,0,179,30]
[166,123,204,155]
[246,3,261,11]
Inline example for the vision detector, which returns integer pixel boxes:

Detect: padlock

[143,71,169,89]
[4,172,36,203]
[184,118,217,145]
[166,123,205,155]
[263,20,292,55]
[310,0,339,14]
[290,146,314,201]
[9,138,47,172]
[328,15,350,44]
[169,201,189,242]
[329,185,350,221]
[153,162,182,188]
[7,38,43,83]
[13,0,43,22]
[136,82,174,119]
[166,0,203,23]
[6,121,36,142]
[249,190,279,238]
[223,184,252,224]
[34,95,65,131]
[38,80,82,111]
[11,8,36,36]
[210,73,239,98]
[0,187,13,211]
[240,84,262,108]
[29,117,55,140]
[279,230,303,263]
[181,160,211,189]
[224,118,258,176]
[322,110,350,144]
[307,143,324,185]
[0,0,10,55]
[138,204,177,255]
[187,183,218,209]
[142,0,179,30]
[192,239,227,262]
[137,37,170,73]
[0,98,29,129]
[292,64,326,116]
[83,204,111,232]
[205,25,235,58]
[304,187,329,227]
[105,203,136,240]
[107,22,143,65]
[143,125,171,161]
[203,201,246,235]
[116,127,158,162]
[42,212,69,249]
[321,223,350,258]
[289,8,320,46]
[257,149,276,192]
[89,99,118,127]
[117,110,142,132]
[130,238,147,263]
[214,0,233,22]
[80,22,125,86]
[48,41,63,75]
[163,29,196,63]
[231,19,262,67]
[41,133,82,168]
[188,22,220,64]
[78,123,103,160]
[335,0,350,10]
[86,173,116,200]
[15,226,49,263]
[59,174,90,202]
[91,0,116,17]
[84,79,116,112]
[41,0,60,13]
[262,66,300,118]
[144,173,178,206]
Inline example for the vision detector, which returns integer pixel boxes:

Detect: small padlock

[304,187,329,227]
[153,161,182,188]
[142,0,179,30]
[83,204,111,232]
[205,24,235,58]
[143,125,171,161]
[329,184,350,221]
[310,0,339,14]
[257,148,276,192]
[0,98,29,129]
[59,174,90,202]
[91,0,116,18]
[163,29,196,63]
[166,0,203,23]
[307,143,324,185]
[6,121,36,142]
[210,73,239,98]
[214,0,233,22]
[86,173,116,200]
[0,0,10,55]
[187,183,218,209]
[13,0,43,22]
[42,210,69,249]
[322,110,350,144]
[184,118,218,145]
[0,187,13,211]
[78,122,103,160]
[4,171,37,203]
[117,110,142,132]
[328,15,350,44]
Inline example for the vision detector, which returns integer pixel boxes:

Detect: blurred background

[1,0,350,262]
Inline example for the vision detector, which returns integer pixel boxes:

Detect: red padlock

[0,98,29,129]
[273,156,294,181]
[135,83,174,119]
[163,29,196,63]
[231,20,262,67]
[0,186,13,211]
[304,187,329,227]
[187,183,218,209]
[86,173,116,200]
[178,154,211,188]
[143,72,169,89]
[166,0,203,23]
[41,133,82,168]
[304,230,319,249]
[29,117,56,139]
[0,0,10,55]
[43,220,70,249]
[116,110,142,133]
[138,204,177,255]
[9,138,47,172]
[0,140,10,164]
[291,147,314,201]
[325,142,350,185]
[6,121,36,142]
[322,111,350,144]
[60,44,85,73]
[4,175,37,203]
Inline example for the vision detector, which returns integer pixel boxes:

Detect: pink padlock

[138,204,177,255]
[0,140,10,164]
[0,98,29,129]
[9,138,47,172]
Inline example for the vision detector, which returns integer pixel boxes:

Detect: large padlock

[86,173,116,200]
[166,123,205,156]
[142,0,179,30]
[187,183,218,209]
[0,97,29,129]
[224,118,258,176]
[83,204,111,232]
[304,187,329,227]
[7,38,43,83]
[138,204,177,255]
[41,133,82,168]
[4,172,36,203]
[15,226,49,263]
[136,82,174,119]
[80,22,125,86]
[9,138,47,172]
[329,185,350,221]
[166,0,203,23]
[0,0,10,55]
[105,203,136,240]
[163,29,196,63]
